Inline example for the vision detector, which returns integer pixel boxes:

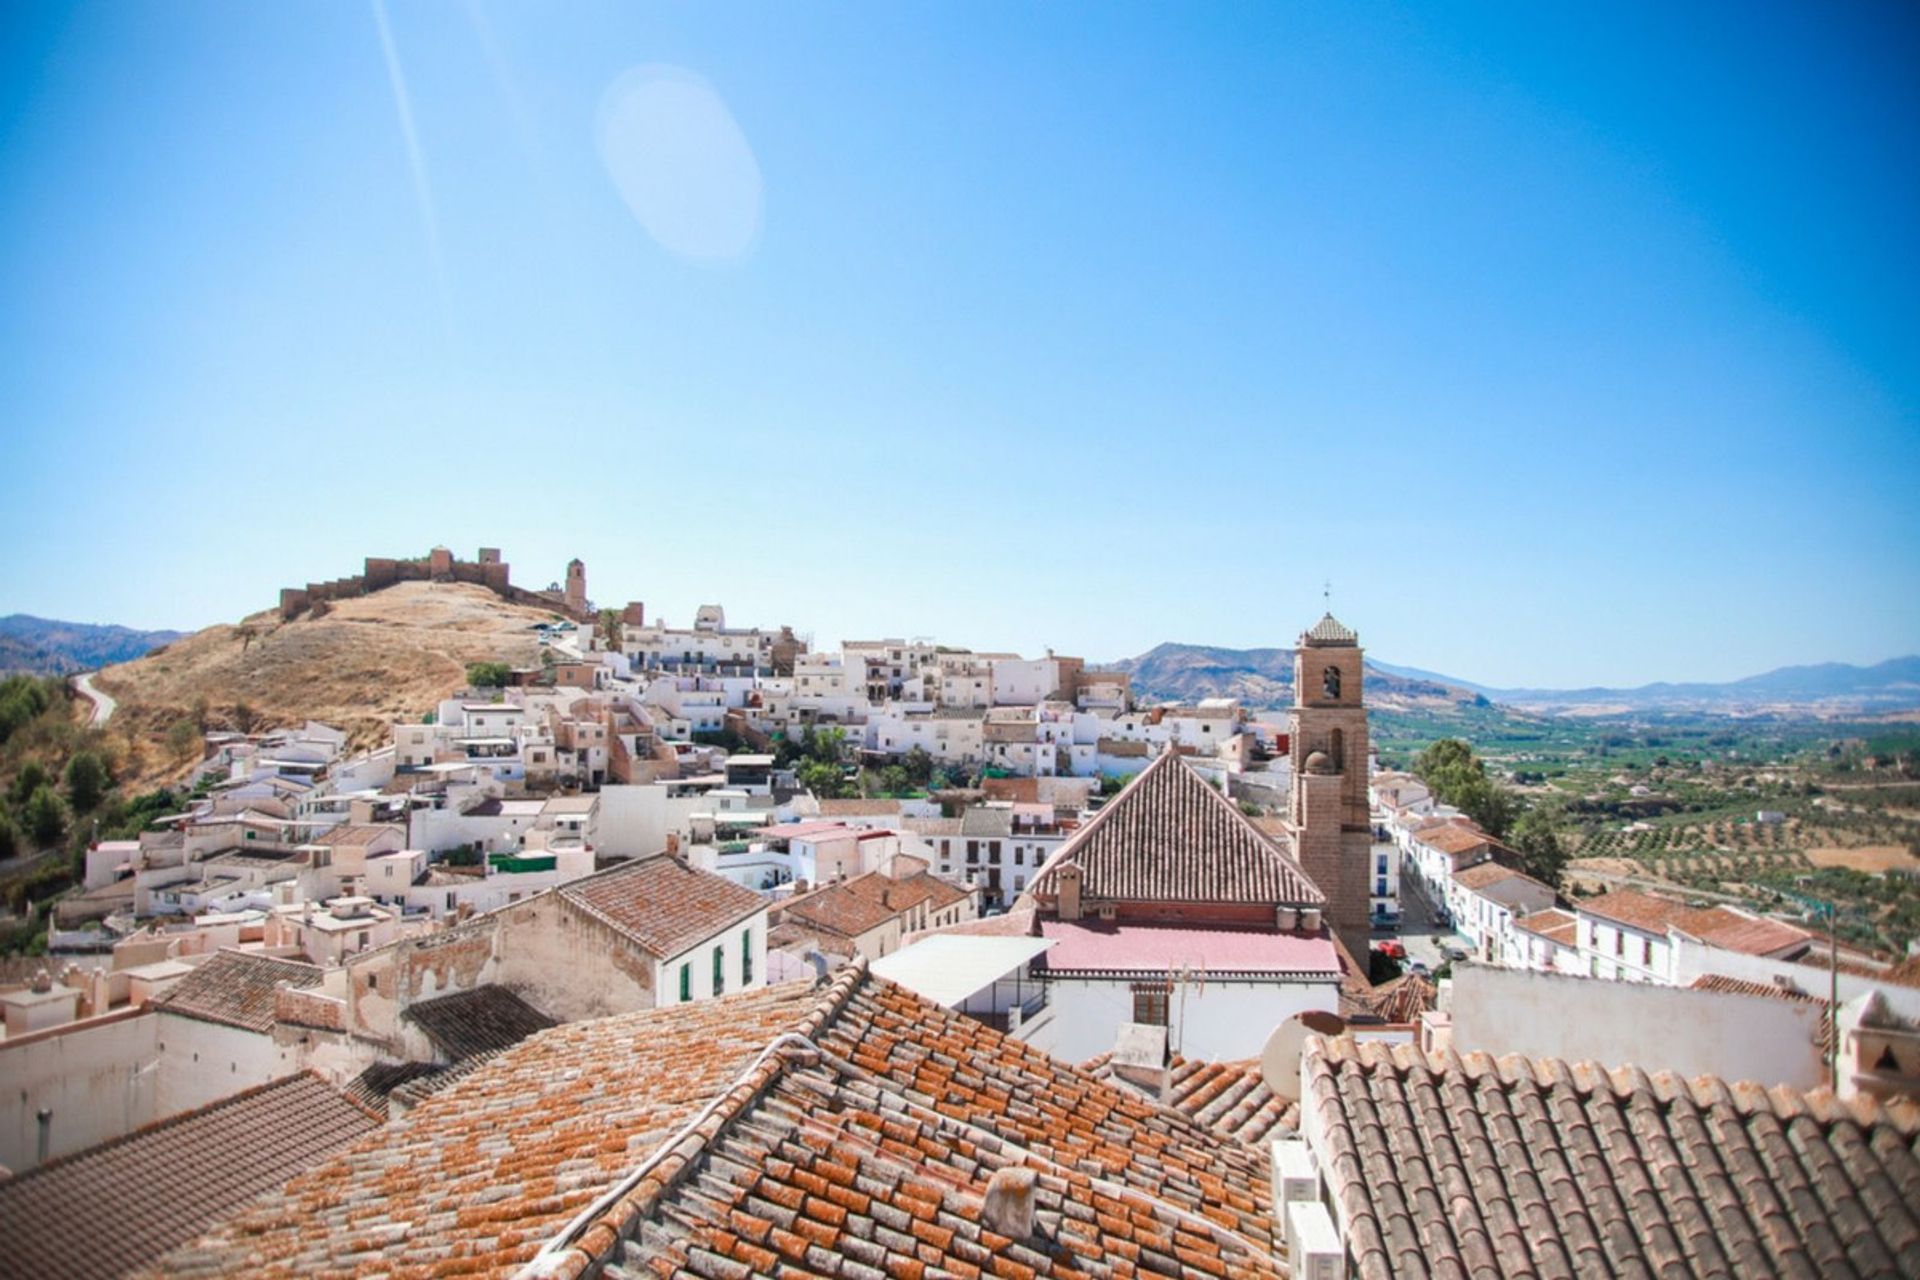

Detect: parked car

[1441,943,1470,963]
[1371,939,1407,960]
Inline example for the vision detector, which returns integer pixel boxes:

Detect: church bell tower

[1287,613,1373,962]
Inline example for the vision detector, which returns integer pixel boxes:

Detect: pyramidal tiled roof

[1302,612,1358,645]
[1031,749,1324,905]
[1304,1036,1920,1280]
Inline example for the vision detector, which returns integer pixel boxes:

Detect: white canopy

[869,935,1054,1007]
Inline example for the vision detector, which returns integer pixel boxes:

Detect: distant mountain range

[1105,644,1490,713]
[1472,656,1920,714]
[0,614,187,677]
[1110,644,1920,716]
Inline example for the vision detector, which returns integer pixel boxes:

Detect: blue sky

[2,2,1915,688]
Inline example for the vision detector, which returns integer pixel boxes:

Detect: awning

[870,935,1055,1007]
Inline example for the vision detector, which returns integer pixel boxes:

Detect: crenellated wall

[278,546,592,622]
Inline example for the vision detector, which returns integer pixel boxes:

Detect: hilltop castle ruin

[278,546,596,622]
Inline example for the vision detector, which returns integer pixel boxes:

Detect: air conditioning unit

[1270,1139,1318,1213]
[1286,1201,1344,1280]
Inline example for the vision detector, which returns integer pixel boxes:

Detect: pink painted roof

[757,821,854,839]
[1038,921,1340,975]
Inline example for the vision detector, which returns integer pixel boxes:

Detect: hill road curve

[71,672,116,726]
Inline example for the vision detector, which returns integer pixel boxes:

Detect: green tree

[876,765,912,796]
[1414,737,1516,839]
[1413,738,1482,796]
[799,760,851,800]
[466,661,512,688]
[598,608,622,650]
[808,726,848,765]
[902,746,934,788]
[10,761,51,808]
[0,675,51,744]
[64,750,110,814]
[1511,805,1569,889]
[23,784,66,848]
[1455,775,1518,840]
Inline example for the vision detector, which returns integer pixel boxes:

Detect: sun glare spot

[597,65,763,262]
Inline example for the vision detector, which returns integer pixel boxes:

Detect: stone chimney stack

[1057,864,1083,921]
[982,1167,1037,1240]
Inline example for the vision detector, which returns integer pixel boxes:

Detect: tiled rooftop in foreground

[156,962,1285,1278]
[0,1073,378,1280]
[1303,1036,1920,1280]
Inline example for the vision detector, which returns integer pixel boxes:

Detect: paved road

[1393,877,1464,974]
[72,672,116,726]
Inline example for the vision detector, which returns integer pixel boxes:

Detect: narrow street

[1394,873,1460,975]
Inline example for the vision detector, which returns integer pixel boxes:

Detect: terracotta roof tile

[0,1073,376,1279]
[816,798,903,817]
[1576,888,1696,934]
[1030,750,1322,906]
[561,853,766,958]
[1088,1055,1301,1148]
[1671,905,1814,956]
[1303,1036,1920,1280]
[158,965,1287,1279]
[1452,861,1543,892]
[149,951,325,1033]
[404,984,557,1061]
[1514,906,1578,945]
[155,979,835,1278]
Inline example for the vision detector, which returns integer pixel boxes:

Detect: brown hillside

[93,582,558,788]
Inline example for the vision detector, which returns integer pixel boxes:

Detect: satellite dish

[1259,1009,1346,1102]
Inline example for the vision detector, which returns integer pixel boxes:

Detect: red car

[1372,939,1407,960]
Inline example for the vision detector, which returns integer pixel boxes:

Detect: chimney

[348,798,375,825]
[1057,864,1082,921]
[981,1166,1036,1240]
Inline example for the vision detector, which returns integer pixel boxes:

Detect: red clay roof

[1452,861,1545,892]
[1514,907,1579,946]
[1085,1054,1300,1148]
[560,854,764,959]
[778,869,970,940]
[1030,749,1323,906]
[1671,905,1813,956]
[1576,888,1695,934]
[160,963,1288,1279]
[1415,824,1496,856]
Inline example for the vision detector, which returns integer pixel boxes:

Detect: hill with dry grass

[93,582,559,788]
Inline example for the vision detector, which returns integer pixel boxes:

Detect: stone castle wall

[278,548,591,622]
